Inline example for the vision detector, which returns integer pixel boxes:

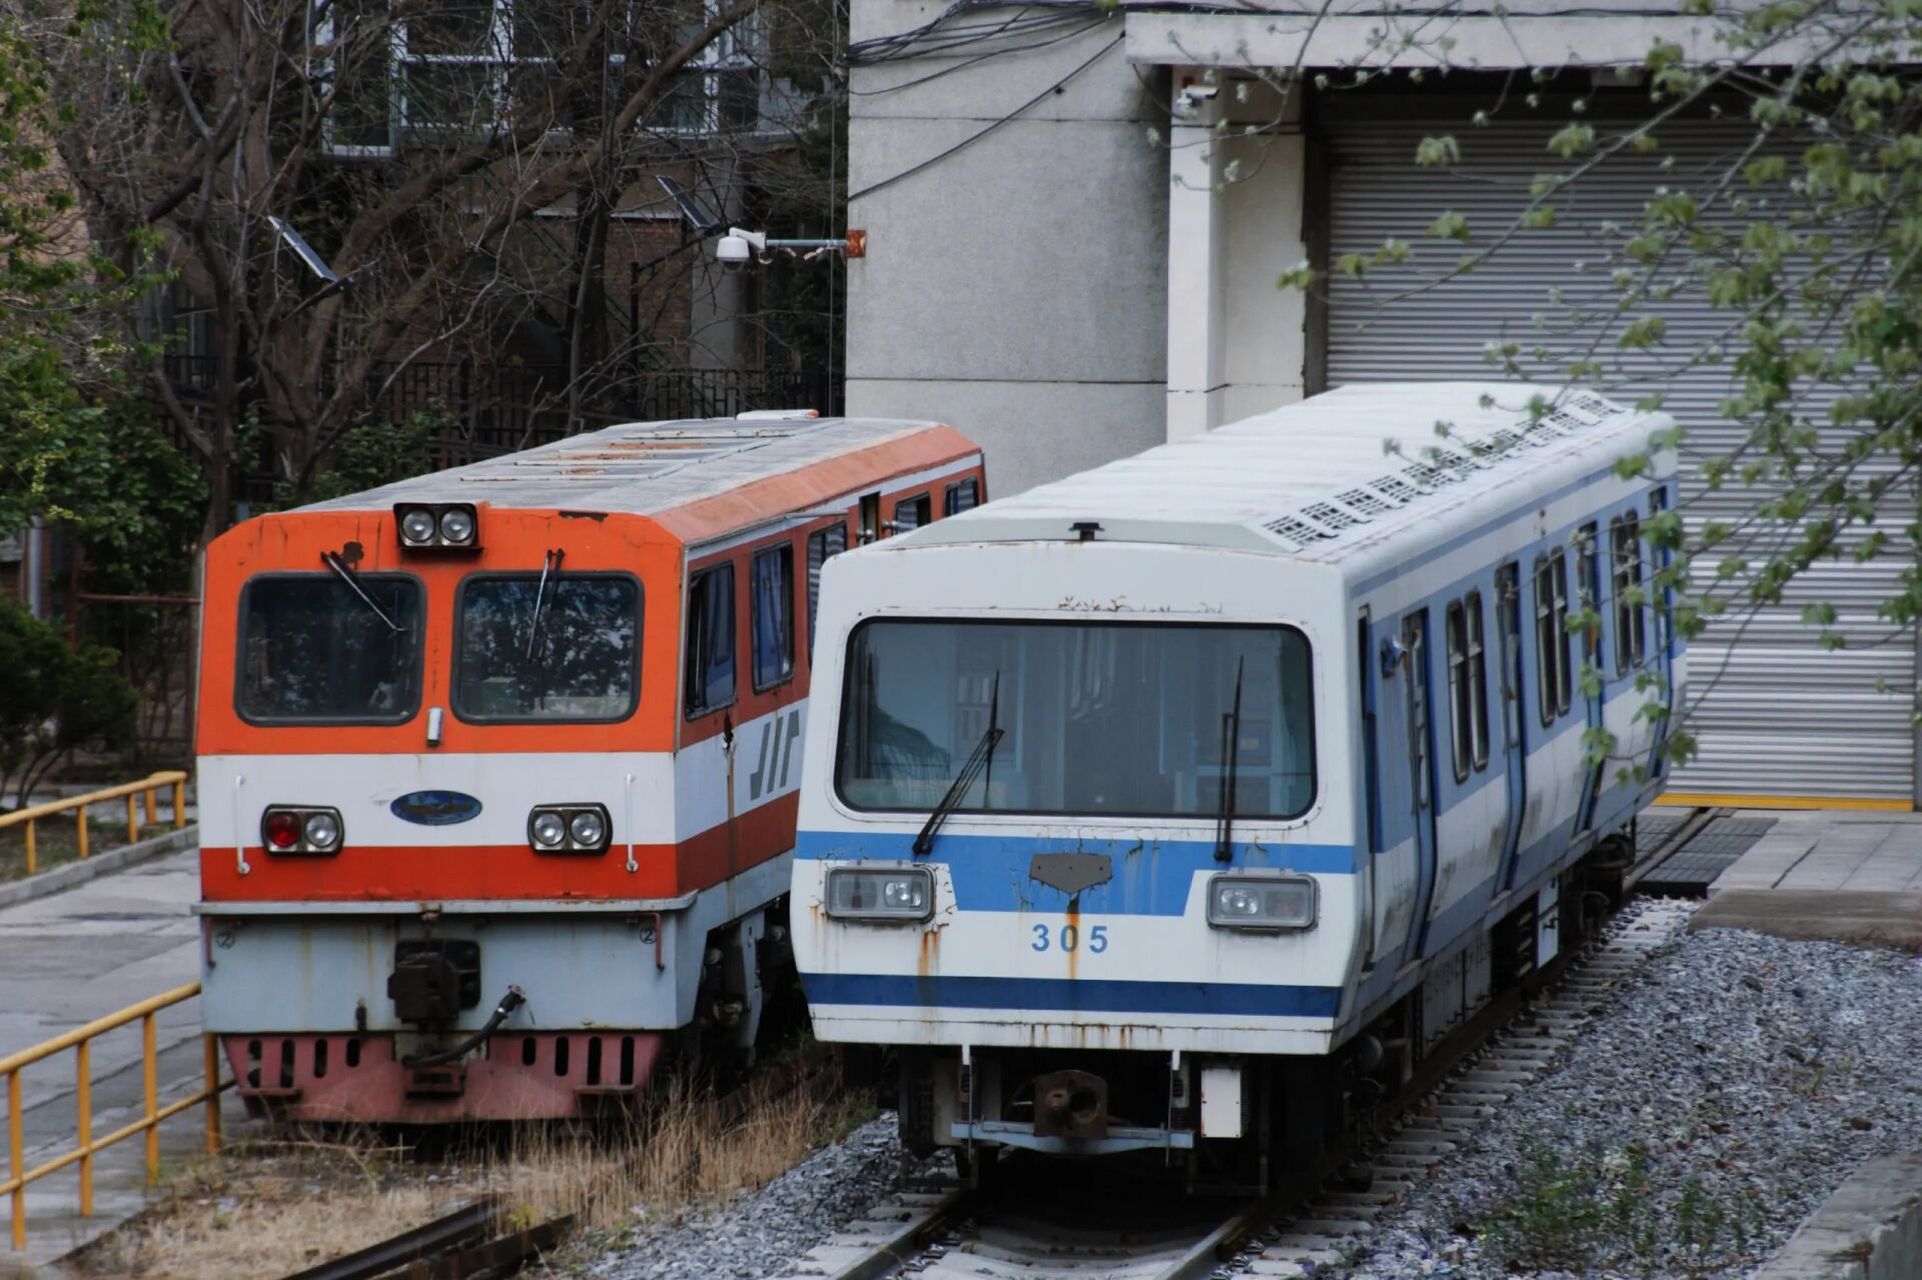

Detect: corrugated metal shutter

[1319,106,1914,804]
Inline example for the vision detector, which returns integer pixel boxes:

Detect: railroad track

[768,895,1696,1280]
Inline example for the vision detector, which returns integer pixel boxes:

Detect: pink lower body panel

[225,1030,669,1122]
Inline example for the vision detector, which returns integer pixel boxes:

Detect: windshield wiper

[525,548,565,659]
[1214,656,1245,862]
[321,550,400,633]
[913,673,1001,855]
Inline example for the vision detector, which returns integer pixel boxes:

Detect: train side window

[1576,522,1602,674]
[1496,563,1523,726]
[1465,590,1489,770]
[1358,613,1382,852]
[806,524,848,659]
[1533,554,1570,725]
[892,493,932,533]
[684,563,736,718]
[1612,512,1646,673]
[943,478,980,516]
[750,544,795,692]
[1445,601,1472,783]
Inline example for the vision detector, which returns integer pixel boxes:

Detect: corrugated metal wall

[1316,104,1915,804]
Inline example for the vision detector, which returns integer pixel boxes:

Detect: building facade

[843,0,1919,808]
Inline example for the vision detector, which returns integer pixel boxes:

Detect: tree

[0,596,139,807]
[1274,0,1922,776]
[12,0,819,534]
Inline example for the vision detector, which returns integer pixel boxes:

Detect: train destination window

[1612,513,1646,673]
[1534,554,1571,725]
[454,574,639,721]
[806,525,847,659]
[237,574,423,723]
[751,544,795,691]
[943,478,979,516]
[836,620,1315,820]
[684,563,736,717]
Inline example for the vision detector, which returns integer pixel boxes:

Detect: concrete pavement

[1692,810,1922,950]
[1,837,251,1274]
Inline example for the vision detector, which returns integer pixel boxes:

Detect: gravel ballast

[581,915,1922,1280]
[1322,916,1922,1279]
[583,1114,938,1280]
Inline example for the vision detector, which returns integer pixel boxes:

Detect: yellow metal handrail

[0,771,189,876]
[1,981,226,1250]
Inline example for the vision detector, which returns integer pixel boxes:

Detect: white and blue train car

[790,383,1681,1186]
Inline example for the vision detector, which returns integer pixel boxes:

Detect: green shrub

[0,596,138,807]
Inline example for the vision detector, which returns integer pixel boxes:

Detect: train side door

[1495,563,1528,889]
[1399,611,1441,966]
[1645,487,1674,779]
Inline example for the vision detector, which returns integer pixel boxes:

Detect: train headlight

[438,507,475,544]
[528,804,610,854]
[261,806,346,856]
[825,866,934,923]
[1205,872,1317,932]
[393,502,481,551]
[399,507,439,545]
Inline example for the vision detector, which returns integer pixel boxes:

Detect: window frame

[233,570,427,727]
[831,615,1319,822]
[806,523,849,660]
[943,478,981,517]
[749,542,796,693]
[1533,552,1571,726]
[1465,590,1489,771]
[891,492,933,534]
[1445,600,1472,784]
[683,560,738,720]
[448,569,644,725]
[1612,511,1647,674]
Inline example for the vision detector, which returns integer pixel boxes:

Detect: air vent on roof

[1564,390,1620,421]
[1467,428,1526,458]
[1301,500,1364,531]
[1371,474,1424,505]
[1266,513,1333,546]
[1337,486,1400,516]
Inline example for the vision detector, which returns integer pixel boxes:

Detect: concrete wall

[843,10,1170,496]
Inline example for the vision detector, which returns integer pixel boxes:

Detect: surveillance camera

[715,227,766,270]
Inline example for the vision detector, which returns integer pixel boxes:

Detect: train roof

[902,383,1672,564]
[296,414,975,539]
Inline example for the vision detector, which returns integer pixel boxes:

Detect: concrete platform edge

[0,826,199,911]
[1687,889,1922,952]
[1753,1153,1922,1280]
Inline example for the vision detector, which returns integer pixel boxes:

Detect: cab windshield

[454,574,641,721]
[835,619,1314,819]
[236,574,424,723]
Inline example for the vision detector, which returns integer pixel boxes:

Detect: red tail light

[265,811,302,849]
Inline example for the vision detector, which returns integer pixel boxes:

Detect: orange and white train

[193,412,983,1122]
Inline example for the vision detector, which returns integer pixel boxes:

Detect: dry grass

[493,1056,876,1232]
[70,1136,467,1279]
[69,1053,873,1279]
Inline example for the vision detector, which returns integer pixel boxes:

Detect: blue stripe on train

[794,830,1358,917]
[801,973,1343,1019]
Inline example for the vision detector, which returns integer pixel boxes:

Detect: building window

[1534,553,1571,726]
[323,0,764,155]
[943,478,980,516]
[1612,512,1646,673]
[750,544,794,691]
[806,524,847,658]
[684,562,735,717]
[892,493,932,533]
